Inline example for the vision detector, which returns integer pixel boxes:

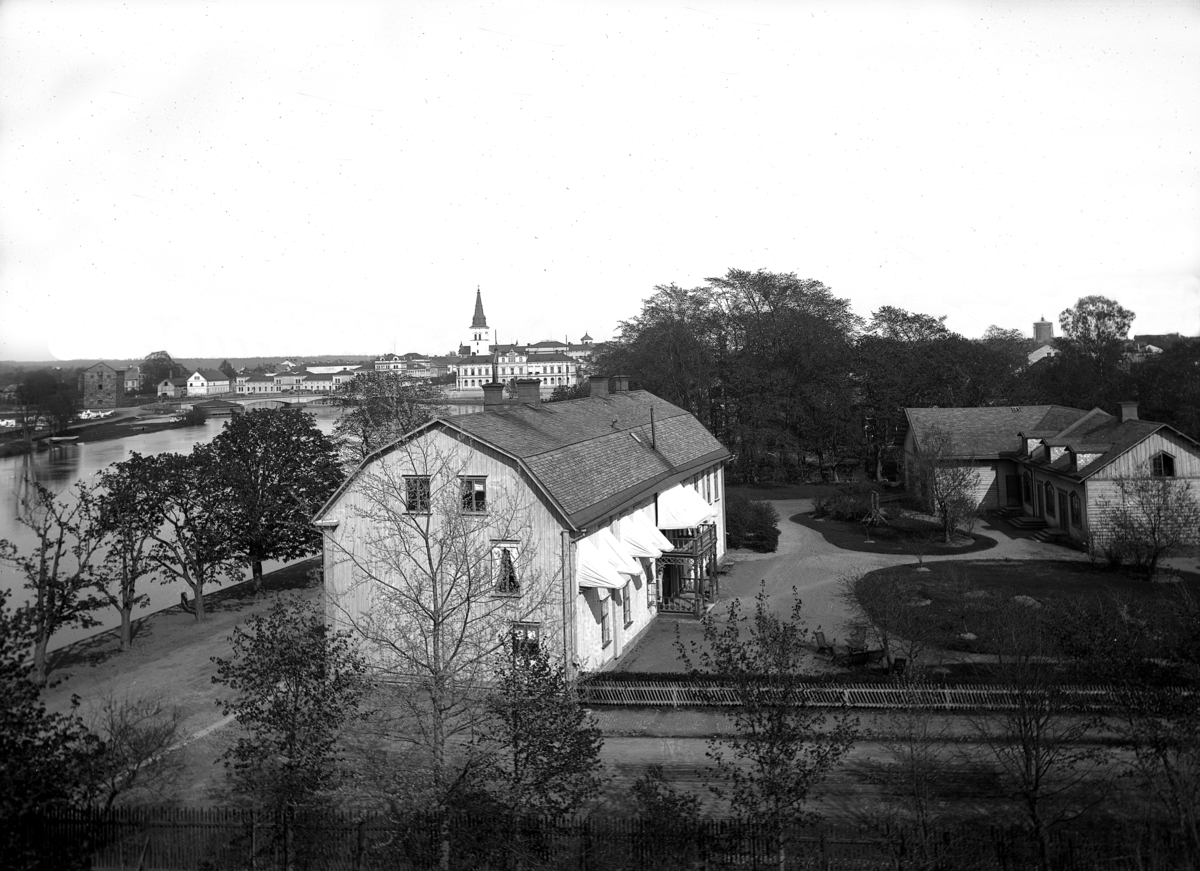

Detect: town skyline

[2,1,1197,362]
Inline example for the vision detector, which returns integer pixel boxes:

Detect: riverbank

[0,408,196,456]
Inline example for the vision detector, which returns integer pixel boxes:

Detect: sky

[1,0,1198,363]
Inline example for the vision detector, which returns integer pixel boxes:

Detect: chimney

[611,374,630,393]
[515,378,541,404]
[589,374,610,399]
[482,382,506,410]
[1119,401,1139,423]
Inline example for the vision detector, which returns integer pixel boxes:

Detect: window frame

[492,540,521,596]
[1021,472,1032,504]
[600,596,612,648]
[1152,452,1176,478]
[404,475,431,513]
[1069,492,1082,527]
[510,621,540,662]
[1044,482,1056,517]
[460,476,488,514]
[622,581,633,627]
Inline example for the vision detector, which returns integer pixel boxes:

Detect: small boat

[44,436,80,445]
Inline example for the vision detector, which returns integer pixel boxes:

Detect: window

[644,559,657,609]
[461,477,487,513]
[600,597,612,648]
[1021,473,1031,504]
[492,541,520,595]
[1070,492,1081,527]
[1152,452,1176,477]
[510,622,540,661]
[404,476,431,513]
[622,582,632,627]
[1044,482,1056,517]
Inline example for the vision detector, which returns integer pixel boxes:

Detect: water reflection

[24,444,83,487]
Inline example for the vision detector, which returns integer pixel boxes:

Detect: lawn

[791,511,998,556]
[855,558,1200,665]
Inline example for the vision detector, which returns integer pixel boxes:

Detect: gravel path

[613,498,1093,673]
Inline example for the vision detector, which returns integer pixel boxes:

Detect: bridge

[235,394,341,411]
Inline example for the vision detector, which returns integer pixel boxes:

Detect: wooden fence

[25,807,1189,871]
[577,677,1174,711]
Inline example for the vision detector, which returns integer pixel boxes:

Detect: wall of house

[82,365,122,409]
[321,428,570,673]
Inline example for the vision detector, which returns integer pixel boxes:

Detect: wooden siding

[322,429,569,668]
[1089,429,1200,480]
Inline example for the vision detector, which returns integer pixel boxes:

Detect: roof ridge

[1052,406,1110,440]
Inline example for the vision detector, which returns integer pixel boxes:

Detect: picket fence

[26,807,1187,871]
[577,678,1165,710]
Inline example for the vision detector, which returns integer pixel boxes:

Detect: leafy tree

[867,305,950,342]
[14,369,77,440]
[629,765,704,870]
[469,641,604,815]
[0,589,102,870]
[210,410,343,596]
[213,598,369,808]
[332,371,448,467]
[94,461,159,650]
[724,493,780,552]
[218,359,237,381]
[840,568,938,670]
[676,583,857,865]
[1096,462,1200,578]
[141,350,182,389]
[906,424,982,542]
[547,380,590,402]
[128,449,239,621]
[1135,338,1200,442]
[0,481,105,684]
[1058,295,1135,359]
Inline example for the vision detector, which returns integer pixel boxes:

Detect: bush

[179,407,207,426]
[813,482,879,523]
[726,494,780,552]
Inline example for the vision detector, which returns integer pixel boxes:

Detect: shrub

[726,494,781,552]
[813,483,878,523]
[180,407,207,426]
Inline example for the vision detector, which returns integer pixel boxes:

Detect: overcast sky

[1,0,1197,363]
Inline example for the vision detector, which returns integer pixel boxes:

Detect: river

[0,403,473,651]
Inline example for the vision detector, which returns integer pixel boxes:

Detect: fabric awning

[596,527,643,577]
[622,510,675,558]
[656,484,715,529]
[575,536,625,590]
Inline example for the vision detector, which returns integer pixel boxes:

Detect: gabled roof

[906,404,1198,480]
[192,369,228,381]
[527,352,574,363]
[905,406,1089,458]
[316,389,730,531]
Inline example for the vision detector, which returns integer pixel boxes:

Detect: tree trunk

[33,635,48,685]
[193,581,205,622]
[252,559,264,597]
[120,606,133,650]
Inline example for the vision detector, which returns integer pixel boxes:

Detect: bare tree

[907,425,982,543]
[1097,462,1200,579]
[677,583,858,868]
[85,691,183,809]
[332,372,448,468]
[968,604,1112,870]
[0,480,105,684]
[839,569,937,671]
[326,437,559,827]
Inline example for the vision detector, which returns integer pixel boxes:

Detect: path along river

[0,409,345,651]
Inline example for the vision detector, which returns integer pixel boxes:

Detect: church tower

[469,286,489,357]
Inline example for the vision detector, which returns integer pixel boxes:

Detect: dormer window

[1152,452,1176,477]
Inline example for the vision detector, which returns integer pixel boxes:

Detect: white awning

[656,484,715,529]
[621,510,675,558]
[596,527,643,576]
[574,534,625,590]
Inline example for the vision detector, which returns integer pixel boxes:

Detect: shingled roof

[905,406,1089,458]
[906,404,1192,480]
[319,389,730,531]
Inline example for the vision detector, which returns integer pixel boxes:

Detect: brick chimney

[1119,401,1139,423]
[515,378,541,404]
[482,382,506,409]
[611,374,630,393]
[589,374,610,399]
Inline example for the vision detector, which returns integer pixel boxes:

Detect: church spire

[471,285,488,330]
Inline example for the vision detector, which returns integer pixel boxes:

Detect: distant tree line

[592,269,1198,484]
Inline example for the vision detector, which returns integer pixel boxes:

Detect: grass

[790,511,998,556]
[856,558,1200,660]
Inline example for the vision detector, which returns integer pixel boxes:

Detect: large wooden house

[314,375,729,674]
[904,402,1200,545]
